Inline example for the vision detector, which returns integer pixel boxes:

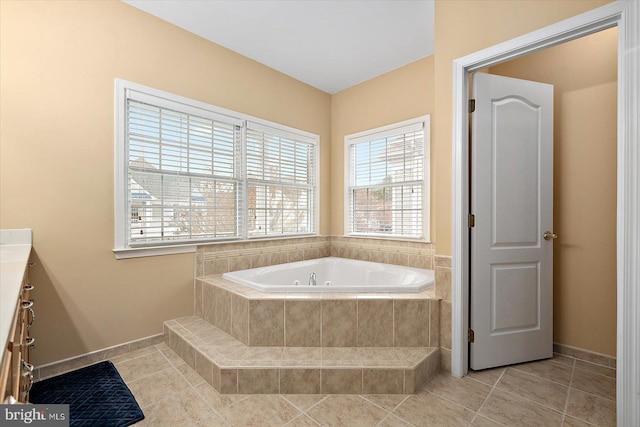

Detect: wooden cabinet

[0,260,35,403]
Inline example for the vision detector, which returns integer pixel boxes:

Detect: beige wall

[488,28,617,356]
[1,0,618,366]
[330,56,435,236]
[433,0,613,255]
[0,1,331,365]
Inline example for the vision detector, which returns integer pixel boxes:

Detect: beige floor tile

[282,394,327,412]
[193,382,248,411]
[377,414,413,427]
[571,368,616,400]
[565,389,616,427]
[495,368,569,412]
[393,392,475,427]
[115,351,173,383]
[175,362,206,386]
[562,415,594,426]
[511,359,573,386]
[479,389,563,427]
[422,373,492,411]
[217,395,301,427]
[284,414,320,426]
[467,367,506,387]
[574,360,615,378]
[361,394,408,412]
[137,387,224,426]
[126,367,190,409]
[306,395,388,427]
[471,415,506,426]
[551,354,576,367]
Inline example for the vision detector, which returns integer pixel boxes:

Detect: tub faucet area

[309,272,317,286]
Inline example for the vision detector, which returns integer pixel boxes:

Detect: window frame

[344,115,430,242]
[114,79,319,259]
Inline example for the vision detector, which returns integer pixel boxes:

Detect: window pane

[128,171,239,243]
[348,121,426,239]
[248,184,311,236]
[246,126,315,238]
[127,99,241,245]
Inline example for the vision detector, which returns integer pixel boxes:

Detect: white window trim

[114,79,319,259]
[344,115,430,242]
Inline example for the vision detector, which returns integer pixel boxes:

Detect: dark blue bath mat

[30,360,144,427]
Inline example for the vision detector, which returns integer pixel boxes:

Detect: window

[246,123,317,237]
[344,116,429,240]
[114,80,318,258]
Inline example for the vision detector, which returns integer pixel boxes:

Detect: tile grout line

[561,359,576,425]
[183,369,229,426]
[468,368,508,427]
[363,393,412,424]
[123,347,229,426]
[283,413,319,427]
[509,364,574,388]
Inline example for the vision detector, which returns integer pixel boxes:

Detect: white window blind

[346,117,429,240]
[246,123,317,237]
[126,99,242,245]
[115,79,319,257]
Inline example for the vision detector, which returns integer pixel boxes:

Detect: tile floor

[115,343,615,426]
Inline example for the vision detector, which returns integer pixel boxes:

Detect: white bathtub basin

[222,257,434,293]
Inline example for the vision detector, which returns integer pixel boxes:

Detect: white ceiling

[123,0,435,94]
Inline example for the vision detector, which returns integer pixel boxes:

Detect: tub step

[164,316,439,394]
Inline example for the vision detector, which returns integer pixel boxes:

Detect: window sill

[113,244,197,260]
[345,233,430,243]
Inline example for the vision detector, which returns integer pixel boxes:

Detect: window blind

[115,79,320,254]
[347,122,425,239]
[126,99,242,245]
[246,123,317,237]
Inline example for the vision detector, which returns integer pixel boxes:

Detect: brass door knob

[543,231,558,241]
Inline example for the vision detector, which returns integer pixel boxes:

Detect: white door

[470,73,555,370]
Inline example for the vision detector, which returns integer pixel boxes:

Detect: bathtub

[221,257,434,293]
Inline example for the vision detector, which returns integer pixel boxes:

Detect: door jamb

[451,1,639,425]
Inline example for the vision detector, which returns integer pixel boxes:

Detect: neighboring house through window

[345,116,430,241]
[114,79,318,258]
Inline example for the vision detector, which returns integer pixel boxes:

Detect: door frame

[451,1,639,424]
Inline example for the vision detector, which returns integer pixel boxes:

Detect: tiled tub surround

[194,276,439,348]
[197,237,332,277]
[164,274,441,394]
[185,238,441,394]
[196,236,435,277]
[434,255,453,373]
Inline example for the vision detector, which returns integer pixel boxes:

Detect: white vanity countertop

[0,229,32,352]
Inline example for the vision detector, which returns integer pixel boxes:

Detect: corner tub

[222,257,434,293]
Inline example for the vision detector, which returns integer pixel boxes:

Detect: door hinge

[469,99,476,113]
[468,329,475,343]
[468,214,475,228]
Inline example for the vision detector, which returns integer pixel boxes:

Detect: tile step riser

[196,279,440,348]
[164,319,439,394]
